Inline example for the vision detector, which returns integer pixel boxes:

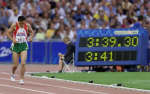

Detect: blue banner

[31,42,46,63]
[0,42,12,63]
[51,41,66,64]
[0,41,67,64]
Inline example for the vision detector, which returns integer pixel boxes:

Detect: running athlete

[7,16,34,84]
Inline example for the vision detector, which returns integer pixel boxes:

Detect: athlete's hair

[63,36,70,43]
[18,16,26,22]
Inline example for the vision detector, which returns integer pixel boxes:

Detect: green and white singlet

[10,23,28,53]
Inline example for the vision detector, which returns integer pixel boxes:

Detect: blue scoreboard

[75,28,149,66]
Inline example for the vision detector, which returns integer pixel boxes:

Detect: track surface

[0,64,149,94]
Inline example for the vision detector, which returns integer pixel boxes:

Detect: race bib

[16,36,26,43]
[15,28,27,43]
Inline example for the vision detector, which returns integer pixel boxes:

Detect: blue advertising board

[0,41,66,64]
[0,42,12,63]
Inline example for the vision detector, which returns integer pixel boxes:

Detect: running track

[0,64,149,94]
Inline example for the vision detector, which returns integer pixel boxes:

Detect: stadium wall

[0,41,67,64]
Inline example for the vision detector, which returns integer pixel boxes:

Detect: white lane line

[0,73,108,94]
[27,80,107,94]
[27,73,150,93]
[1,72,10,75]
[0,84,54,94]
[1,72,150,93]
[0,78,107,94]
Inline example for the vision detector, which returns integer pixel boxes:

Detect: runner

[6,16,34,84]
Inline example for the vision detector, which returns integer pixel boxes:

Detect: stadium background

[0,0,150,69]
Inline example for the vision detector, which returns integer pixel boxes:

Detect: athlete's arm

[27,24,34,42]
[6,24,16,43]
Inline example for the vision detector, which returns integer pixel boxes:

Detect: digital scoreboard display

[79,36,138,47]
[75,28,148,66]
[78,51,137,62]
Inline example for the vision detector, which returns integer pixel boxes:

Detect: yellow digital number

[95,38,100,47]
[85,52,93,62]
[109,51,113,61]
[124,37,131,47]
[87,37,94,47]
[132,36,138,47]
[100,51,107,61]
[94,52,98,61]
[102,37,109,47]
[110,37,117,47]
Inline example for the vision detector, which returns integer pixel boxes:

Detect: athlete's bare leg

[59,56,64,72]
[20,51,27,80]
[12,52,19,75]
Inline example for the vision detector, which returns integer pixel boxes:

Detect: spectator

[122,0,132,14]
[117,6,126,24]
[46,22,55,40]
[0,0,149,41]
[69,25,76,42]
[56,24,65,40]
[146,9,150,22]
[34,28,45,41]
[40,12,49,31]
[121,18,129,28]
[0,28,8,42]
[8,7,19,24]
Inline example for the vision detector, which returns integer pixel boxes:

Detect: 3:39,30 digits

[87,36,138,47]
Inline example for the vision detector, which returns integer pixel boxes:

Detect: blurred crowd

[0,0,150,42]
